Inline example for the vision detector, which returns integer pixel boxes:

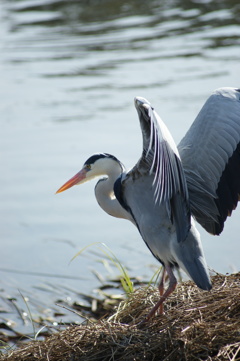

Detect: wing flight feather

[178,87,240,234]
[134,97,191,242]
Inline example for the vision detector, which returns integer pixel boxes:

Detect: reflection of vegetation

[13,0,162,24]
[12,0,240,38]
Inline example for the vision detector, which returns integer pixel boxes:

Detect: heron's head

[56,153,123,193]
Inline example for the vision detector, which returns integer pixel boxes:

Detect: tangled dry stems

[1,273,240,361]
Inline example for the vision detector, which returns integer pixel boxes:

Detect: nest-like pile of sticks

[2,272,240,361]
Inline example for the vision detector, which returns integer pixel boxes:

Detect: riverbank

[1,272,239,361]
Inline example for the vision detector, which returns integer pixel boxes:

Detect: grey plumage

[178,87,240,234]
[56,87,240,318]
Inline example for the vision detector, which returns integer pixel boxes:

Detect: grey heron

[56,87,240,320]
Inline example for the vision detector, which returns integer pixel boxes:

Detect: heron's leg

[158,267,166,315]
[145,264,177,321]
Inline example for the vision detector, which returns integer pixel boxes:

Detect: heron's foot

[137,301,164,328]
[138,277,177,327]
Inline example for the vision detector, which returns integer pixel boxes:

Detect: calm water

[0,0,240,326]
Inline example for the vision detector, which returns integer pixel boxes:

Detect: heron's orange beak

[56,168,87,194]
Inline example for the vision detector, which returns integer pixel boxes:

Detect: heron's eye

[85,164,91,170]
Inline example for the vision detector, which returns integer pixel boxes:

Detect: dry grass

[1,272,240,361]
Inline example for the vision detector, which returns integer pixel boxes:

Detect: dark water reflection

[6,0,240,62]
[0,0,240,330]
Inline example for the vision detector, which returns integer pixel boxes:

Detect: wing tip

[213,87,240,101]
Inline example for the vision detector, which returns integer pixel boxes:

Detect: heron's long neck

[94,166,132,221]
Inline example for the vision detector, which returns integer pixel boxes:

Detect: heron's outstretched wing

[178,87,240,235]
[119,97,191,243]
